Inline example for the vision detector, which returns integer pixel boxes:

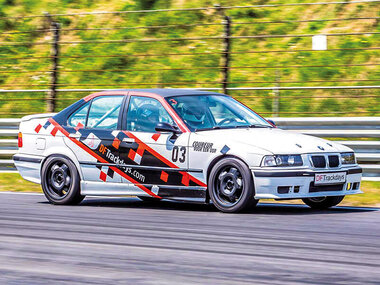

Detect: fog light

[346,183,352,190]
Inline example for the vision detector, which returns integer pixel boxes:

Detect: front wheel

[41,155,85,205]
[302,196,344,210]
[208,157,257,213]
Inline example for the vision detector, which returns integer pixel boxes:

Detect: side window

[87,96,124,129]
[68,102,90,127]
[127,96,175,133]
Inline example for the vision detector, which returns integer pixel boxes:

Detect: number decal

[179,146,186,163]
[172,146,186,163]
[172,146,179,162]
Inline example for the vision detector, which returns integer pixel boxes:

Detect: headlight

[341,152,356,164]
[261,155,303,167]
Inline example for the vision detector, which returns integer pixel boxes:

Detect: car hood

[194,127,351,154]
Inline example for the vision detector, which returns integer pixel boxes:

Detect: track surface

[0,192,380,284]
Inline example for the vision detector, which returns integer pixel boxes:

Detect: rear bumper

[13,154,43,184]
[252,166,362,199]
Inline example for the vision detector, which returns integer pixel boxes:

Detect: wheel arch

[40,153,82,181]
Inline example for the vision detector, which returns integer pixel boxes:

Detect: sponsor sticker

[192,141,216,153]
[82,133,101,150]
[314,172,346,185]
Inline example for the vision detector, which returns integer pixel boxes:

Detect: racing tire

[41,155,85,205]
[208,157,257,213]
[302,196,344,210]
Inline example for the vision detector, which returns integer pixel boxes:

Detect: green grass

[0,0,379,117]
[1,173,379,207]
[344,181,380,207]
[0,173,41,192]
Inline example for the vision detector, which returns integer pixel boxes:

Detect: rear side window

[87,96,124,129]
[68,102,90,127]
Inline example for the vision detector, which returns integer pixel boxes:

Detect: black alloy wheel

[41,155,84,205]
[208,157,257,213]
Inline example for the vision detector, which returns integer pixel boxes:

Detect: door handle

[123,138,135,144]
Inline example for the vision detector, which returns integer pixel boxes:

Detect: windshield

[166,94,272,131]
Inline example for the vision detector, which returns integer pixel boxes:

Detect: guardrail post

[215,4,231,95]
[47,20,60,113]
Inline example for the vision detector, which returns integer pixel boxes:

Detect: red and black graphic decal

[96,163,115,182]
[122,131,206,188]
[46,117,206,199]
[48,118,161,198]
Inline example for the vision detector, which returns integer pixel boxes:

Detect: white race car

[14,89,362,212]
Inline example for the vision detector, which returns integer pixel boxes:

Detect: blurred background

[0,0,378,118]
[0,3,380,283]
[0,0,379,179]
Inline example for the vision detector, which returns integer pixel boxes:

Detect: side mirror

[267,119,276,127]
[155,122,182,134]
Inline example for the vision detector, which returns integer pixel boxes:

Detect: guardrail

[0,119,21,172]
[0,117,379,180]
[0,118,20,172]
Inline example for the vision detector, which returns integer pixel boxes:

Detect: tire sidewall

[41,155,82,205]
[208,157,255,213]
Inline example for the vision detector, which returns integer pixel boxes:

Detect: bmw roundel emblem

[317,146,325,151]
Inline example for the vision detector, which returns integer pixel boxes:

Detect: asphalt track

[0,192,380,285]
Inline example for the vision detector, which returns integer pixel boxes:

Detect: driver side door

[118,95,190,196]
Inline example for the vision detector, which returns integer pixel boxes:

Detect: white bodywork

[15,113,362,201]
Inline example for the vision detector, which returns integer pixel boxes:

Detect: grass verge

[0,173,379,207]
[0,173,41,193]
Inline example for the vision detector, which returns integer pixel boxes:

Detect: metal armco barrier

[272,117,380,181]
[0,117,379,180]
[0,118,20,172]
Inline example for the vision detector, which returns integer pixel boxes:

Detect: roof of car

[99,88,225,98]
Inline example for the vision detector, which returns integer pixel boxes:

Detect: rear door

[64,95,125,183]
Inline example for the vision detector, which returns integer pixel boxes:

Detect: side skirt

[81,181,207,199]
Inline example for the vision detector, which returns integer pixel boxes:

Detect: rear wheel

[208,157,257,213]
[41,155,84,205]
[302,196,344,209]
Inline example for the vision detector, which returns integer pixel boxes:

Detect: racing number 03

[172,146,186,163]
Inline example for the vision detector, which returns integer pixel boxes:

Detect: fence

[1,117,379,180]
[0,0,379,117]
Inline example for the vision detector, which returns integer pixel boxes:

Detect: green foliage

[307,21,326,32]
[0,0,378,117]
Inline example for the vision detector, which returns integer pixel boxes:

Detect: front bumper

[252,166,362,199]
